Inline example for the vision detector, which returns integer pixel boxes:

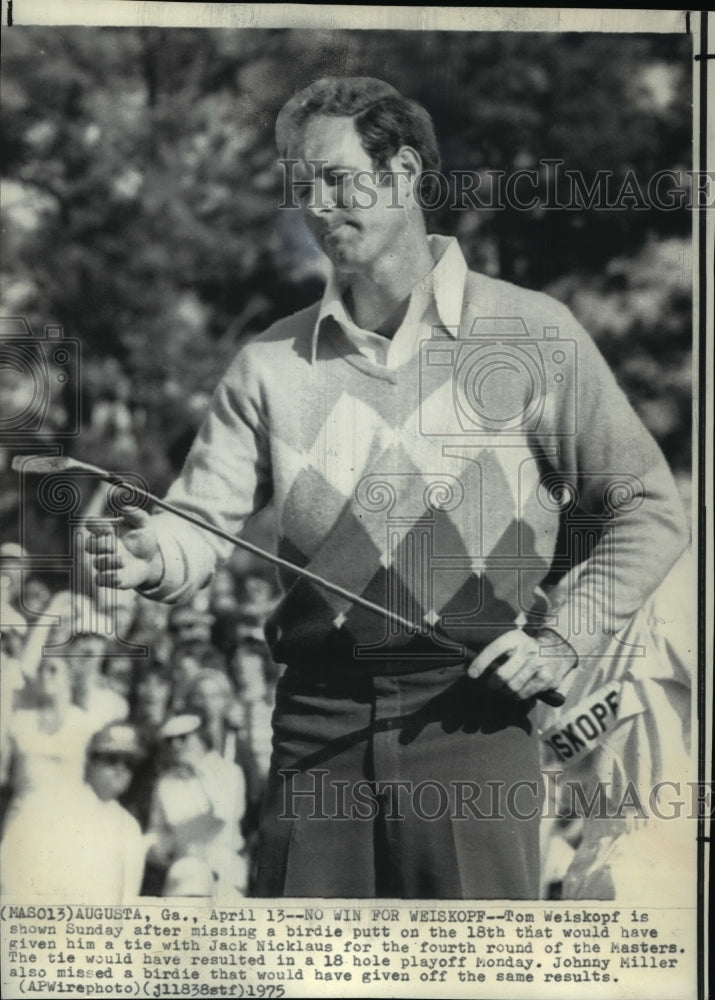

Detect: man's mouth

[323,220,359,239]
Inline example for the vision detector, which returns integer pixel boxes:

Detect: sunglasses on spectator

[90,753,135,768]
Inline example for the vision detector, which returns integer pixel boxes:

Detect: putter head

[11,455,108,477]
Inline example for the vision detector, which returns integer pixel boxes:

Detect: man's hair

[276,77,441,198]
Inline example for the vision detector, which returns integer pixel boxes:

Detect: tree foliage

[1,27,693,515]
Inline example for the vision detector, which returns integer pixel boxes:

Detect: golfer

[88,77,688,898]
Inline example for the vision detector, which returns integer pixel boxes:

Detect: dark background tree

[1,28,693,553]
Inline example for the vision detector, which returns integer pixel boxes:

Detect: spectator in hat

[147,713,248,898]
[82,722,149,899]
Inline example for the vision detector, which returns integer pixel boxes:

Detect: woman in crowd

[64,631,129,726]
[0,655,97,897]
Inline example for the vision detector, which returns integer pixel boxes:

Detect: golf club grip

[439,629,566,708]
[537,688,565,707]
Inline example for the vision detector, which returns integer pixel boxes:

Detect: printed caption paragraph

[1,902,695,999]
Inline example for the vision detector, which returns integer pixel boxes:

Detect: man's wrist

[138,551,165,592]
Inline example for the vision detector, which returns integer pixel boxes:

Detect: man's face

[165,730,205,769]
[169,613,212,648]
[87,753,135,801]
[22,577,51,622]
[289,115,411,274]
[188,678,228,721]
[135,671,172,723]
[37,657,72,701]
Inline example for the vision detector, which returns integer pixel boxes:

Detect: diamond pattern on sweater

[279,466,351,565]
[305,392,395,498]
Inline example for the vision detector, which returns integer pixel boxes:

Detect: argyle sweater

[148,269,688,667]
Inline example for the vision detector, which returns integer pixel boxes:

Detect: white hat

[89,723,144,760]
[159,713,202,740]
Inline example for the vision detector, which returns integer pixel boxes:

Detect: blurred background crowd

[0,27,694,901]
[1,542,282,900]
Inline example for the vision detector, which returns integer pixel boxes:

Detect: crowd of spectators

[0,540,281,902]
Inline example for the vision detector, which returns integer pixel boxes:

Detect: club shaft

[102,471,563,708]
[103,475,421,633]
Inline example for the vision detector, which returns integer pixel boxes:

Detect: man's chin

[323,240,369,272]
[329,256,360,274]
[321,228,363,260]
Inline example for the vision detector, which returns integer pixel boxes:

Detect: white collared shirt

[311,234,468,368]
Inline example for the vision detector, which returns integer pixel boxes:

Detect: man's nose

[303,176,341,216]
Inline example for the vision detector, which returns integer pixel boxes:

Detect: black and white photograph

[0,4,710,999]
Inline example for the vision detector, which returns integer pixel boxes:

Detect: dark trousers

[254,661,542,898]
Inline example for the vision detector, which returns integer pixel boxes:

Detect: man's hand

[466,628,577,702]
[86,507,163,591]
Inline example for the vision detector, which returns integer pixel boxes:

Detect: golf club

[12,453,565,706]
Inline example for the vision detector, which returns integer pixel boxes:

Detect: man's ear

[389,146,424,204]
[394,145,423,179]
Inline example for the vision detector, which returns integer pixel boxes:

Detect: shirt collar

[310,234,468,364]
